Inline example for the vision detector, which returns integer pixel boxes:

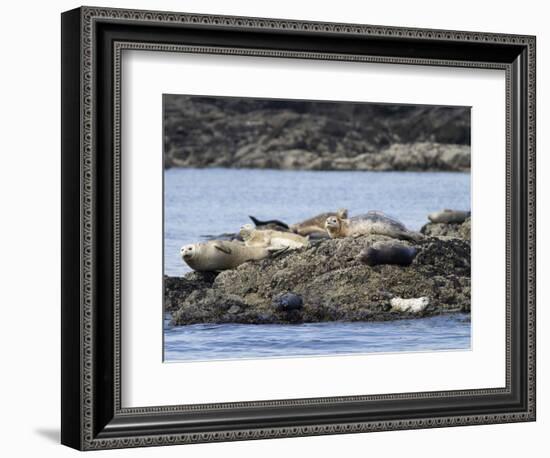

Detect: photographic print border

[61,6,536,450]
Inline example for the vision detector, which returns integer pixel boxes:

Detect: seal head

[180,244,197,261]
[324,215,342,237]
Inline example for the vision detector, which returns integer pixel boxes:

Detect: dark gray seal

[272,292,304,312]
[357,241,418,266]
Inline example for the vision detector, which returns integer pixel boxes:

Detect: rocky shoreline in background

[164,96,471,172]
[165,219,471,325]
[166,142,470,172]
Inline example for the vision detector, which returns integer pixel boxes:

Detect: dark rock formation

[164,272,217,312]
[164,95,471,172]
[167,232,470,325]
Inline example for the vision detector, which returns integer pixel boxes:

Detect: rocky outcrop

[164,96,471,171]
[420,218,471,240]
[164,273,217,312]
[167,233,470,325]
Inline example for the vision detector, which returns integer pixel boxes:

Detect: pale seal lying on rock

[290,208,348,236]
[390,297,430,313]
[239,224,309,250]
[180,240,286,272]
[358,241,417,266]
[428,209,471,224]
[325,211,423,242]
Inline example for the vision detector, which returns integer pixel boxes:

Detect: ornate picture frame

[61,6,536,450]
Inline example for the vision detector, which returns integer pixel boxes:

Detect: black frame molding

[61,6,536,450]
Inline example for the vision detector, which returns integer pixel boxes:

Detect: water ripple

[164,314,471,362]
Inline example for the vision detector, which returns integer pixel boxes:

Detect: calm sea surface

[164,168,471,361]
[164,313,471,362]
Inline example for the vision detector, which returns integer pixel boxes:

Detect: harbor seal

[239,224,309,250]
[358,241,417,266]
[428,209,471,224]
[180,240,285,272]
[290,208,348,236]
[272,292,304,312]
[325,211,423,242]
[390,297,430,313]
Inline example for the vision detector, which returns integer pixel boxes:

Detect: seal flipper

[213,242,232,255]
[267,245,290,258]
[249,215,290,230]
[249,215,264,226]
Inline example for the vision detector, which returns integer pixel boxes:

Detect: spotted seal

[325,210,423,242]
[290,208,348,236]
[239,224,309,250]
[390,297,430,313]
[180,240,285,272]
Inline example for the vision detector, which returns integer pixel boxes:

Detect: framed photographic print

[61,6,536,450]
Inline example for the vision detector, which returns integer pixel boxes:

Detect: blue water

[164,168,470,276]
[164,313,471,362]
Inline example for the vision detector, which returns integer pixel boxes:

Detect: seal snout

[325,216,339,229]
[181,244,195,260]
